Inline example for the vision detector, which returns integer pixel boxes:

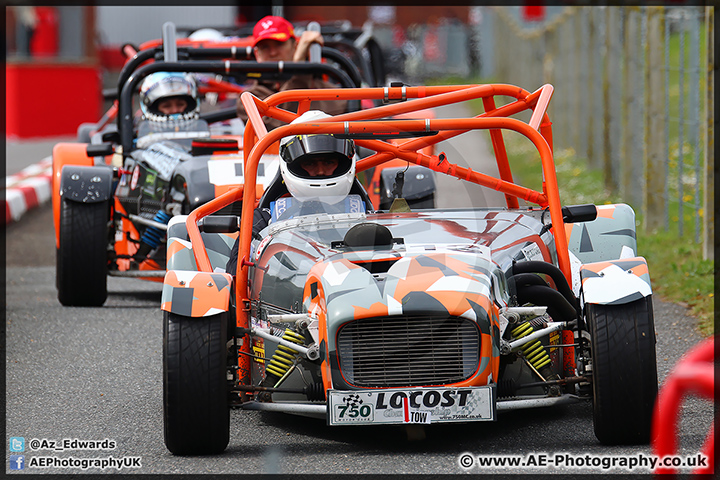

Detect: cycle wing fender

[60,165,114,204]
[161,270,232,317]
[166,215,238,272]
[580,257,652,306]
[565,203,637,265]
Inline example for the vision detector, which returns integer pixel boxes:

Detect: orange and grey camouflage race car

[51,24,364,306]
[160,83,657,455]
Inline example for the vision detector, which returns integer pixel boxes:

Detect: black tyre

[57,199,109,306]
[163,311,230,455]
[588,296,658,445]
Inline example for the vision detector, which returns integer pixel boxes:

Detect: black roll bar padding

[200,107,239,124]
[102,88,118,101]
[116,47,161,95]
[182,47,254,60]
[323,42,373,86]
[364,37,387,87]
[118,60,358,152]
[116,45,357,98]
[320,46,365,87]
[117,46,255,96]
[335,130,439,140]
[198,215,240,233]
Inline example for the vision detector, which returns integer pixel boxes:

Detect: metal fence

[376,6,714,259]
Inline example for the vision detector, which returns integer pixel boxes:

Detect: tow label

[327,386,495,425]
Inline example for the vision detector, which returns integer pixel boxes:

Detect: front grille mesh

[337,316,480,387]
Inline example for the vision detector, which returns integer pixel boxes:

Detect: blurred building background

[5,3,713,251]
[4,4,560,139]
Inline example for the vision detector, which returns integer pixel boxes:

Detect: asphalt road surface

[5,107,712,475]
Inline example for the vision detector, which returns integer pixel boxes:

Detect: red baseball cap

[252,16,295,47]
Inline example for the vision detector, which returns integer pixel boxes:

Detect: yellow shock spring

[265,329,306,379]
[511,322,552,370]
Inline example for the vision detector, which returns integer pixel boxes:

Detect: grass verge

[505,140,714,337]
[428,78,712,336]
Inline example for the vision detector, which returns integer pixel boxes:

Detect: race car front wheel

[163,311,230,455]
[587,296,658,445]
[57,198,109,306]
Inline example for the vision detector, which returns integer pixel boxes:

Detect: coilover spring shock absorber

[263,328,306,388]
[511,321,561,394]
[133,210,172,262]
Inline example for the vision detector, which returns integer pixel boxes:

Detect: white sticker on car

[522,242,544,261]
[207,155,280,187]
[130,165,140,190]
[207,155,244,186]
[328,386,495,425]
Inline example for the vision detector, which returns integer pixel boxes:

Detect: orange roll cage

[183,84,567,379]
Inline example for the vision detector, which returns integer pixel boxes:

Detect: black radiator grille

[337,316,480,387]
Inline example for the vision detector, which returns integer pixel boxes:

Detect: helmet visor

[281,134,354,179]
[290,153,352,179]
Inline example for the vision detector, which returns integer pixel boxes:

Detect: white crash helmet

[188,28,225,42]
[139,72,199,123]
[279,110,356,203]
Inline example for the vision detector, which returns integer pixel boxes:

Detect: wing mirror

[102,131,120,143]
[86,143,114,157]
[562,204,598,223]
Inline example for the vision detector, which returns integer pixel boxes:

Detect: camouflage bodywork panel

[565,204,637,264]
[166,215,237,273]
[302,250,501,390]
[166,237,197,271]
[166,215,190,241]
[580,257,652,305]
[247,208,570,393]
[251,209,555,312]
[161,270,233,317]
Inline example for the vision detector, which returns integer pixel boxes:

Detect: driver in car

[139,72,200,124]
[236,16,347,130]
[225,110,357,275]
[135,72,210,146]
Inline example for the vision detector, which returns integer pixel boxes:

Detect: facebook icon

[10,455,25,470]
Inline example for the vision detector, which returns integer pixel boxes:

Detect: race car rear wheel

[163,311,230,455]
[57,198,109,306]
[587,296,658,445]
